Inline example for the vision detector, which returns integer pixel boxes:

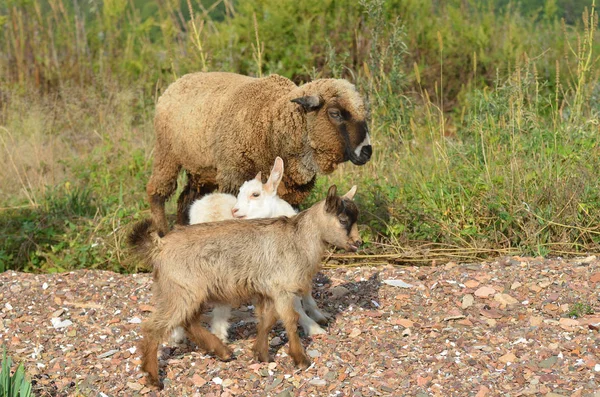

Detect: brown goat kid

[129,185,361,389]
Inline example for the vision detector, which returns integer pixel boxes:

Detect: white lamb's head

[232,157,287,219]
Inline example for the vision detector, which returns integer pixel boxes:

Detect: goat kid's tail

[127,218,163,261]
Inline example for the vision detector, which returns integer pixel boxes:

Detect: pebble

[269,337,282,346]
[309,378,327,387]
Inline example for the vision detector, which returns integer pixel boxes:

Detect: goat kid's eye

[339,219,348,226]
[252,192,260,198]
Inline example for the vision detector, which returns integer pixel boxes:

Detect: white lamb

[171,157,328,344]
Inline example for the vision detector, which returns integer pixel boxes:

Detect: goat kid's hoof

[292,354,311,369]
[216,347,234,362]
[147,377,164,391]
[306,324,327,336]
[252,348,272,363]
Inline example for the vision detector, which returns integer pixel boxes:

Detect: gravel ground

[1,255,600,397]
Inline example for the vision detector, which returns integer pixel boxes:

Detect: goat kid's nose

[231,208,239,216]
[355,239,363,247]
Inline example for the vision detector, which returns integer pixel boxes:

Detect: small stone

[98,349,119,359]
[396,319,414,328]
[212,377,223,385]
[349,328,361,338]
[559,318,579,327]
[494,293,518,306]
[51,318,72,329]
[330,286,350,299]
[307,350,321,358]
[128,317,142,324]
[591,273,600,283]
[444,261,457,270]
[42,282,49,290]
[127,382,144,391]
[462,294,475,309]
[499,352,517,364]
[270,337,283,346]
[383,279,413,288]
[309,378,327,387]
[5,303,13,310]
[530,316,543,326]
[474,286,495,298]
[582,255,597,264]
[51,309,64,318]
[192,374,207,387]
[464,280,480,288]
[510,281,522,290]
[539,356,558,369]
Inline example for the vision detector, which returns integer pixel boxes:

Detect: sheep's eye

[328,109,342,120]
[252,192,260,198]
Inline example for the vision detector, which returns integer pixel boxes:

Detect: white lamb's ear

[254,171,262,182]
[265,157,284,194]
[342,185,357,200]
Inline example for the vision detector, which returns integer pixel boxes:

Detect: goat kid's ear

[254,171,262,182]
[325,185,339,213]
[265,157,284,194]
[291,95,323,112]
[342,185,358,200]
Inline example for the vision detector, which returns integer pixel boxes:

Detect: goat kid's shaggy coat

[147,71,372,234]
[129,185,362,389]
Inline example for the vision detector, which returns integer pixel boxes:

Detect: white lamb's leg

[302,286,328,324]
[211,304,232,343]
[170,326,186,344]
[294,295,326,336]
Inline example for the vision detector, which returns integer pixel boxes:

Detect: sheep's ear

[254,171,262,182]
[342,185,357,200]
[325,185,339,213]
[265,157,284,194]
[291,95,323,112]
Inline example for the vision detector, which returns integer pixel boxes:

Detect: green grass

[0,347,33,397]
[567,302,594,318]
[2,0,600,273]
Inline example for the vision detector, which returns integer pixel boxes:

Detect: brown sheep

[147,72,372,234]
[128,185,361,389]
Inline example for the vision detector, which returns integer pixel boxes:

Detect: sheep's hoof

[305,324,327,336]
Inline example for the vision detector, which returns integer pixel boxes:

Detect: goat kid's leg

[252,299,278,363]
[169,326,186,345]
[294,295,326,336]
[139,318,168,389]
[184,315,233,361]
[211,304,232,343]
[302,285,329,325]
[275,294,310,368]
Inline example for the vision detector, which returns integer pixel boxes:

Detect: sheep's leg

[274,293,310,368]
[252,298,278,363]
[302,286,329,325]
[294,295,326,336]
[210,304,232,343]
[184,312,233,361]
[146,155,180,235]
[176,174,218,225]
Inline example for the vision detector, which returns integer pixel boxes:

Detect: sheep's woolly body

[147,72,371,233]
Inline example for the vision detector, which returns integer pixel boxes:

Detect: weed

[568,302,594,318]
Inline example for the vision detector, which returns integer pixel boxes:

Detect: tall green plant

[0,348,32,397]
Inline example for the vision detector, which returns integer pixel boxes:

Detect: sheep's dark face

[291,80,372,173]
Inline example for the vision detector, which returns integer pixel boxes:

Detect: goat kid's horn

[342,185,357,200]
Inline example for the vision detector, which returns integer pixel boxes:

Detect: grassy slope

[1,0,600,273]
